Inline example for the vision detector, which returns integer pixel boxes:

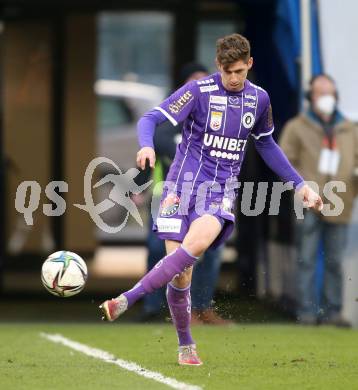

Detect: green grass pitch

[1,323,357,389]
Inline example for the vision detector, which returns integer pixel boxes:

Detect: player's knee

[183,238,209,257]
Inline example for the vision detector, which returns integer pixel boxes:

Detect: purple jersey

[137,72,304,246]
[154,72,273,195]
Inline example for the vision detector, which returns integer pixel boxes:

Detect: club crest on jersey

[242,112,255,129]
[160,193,180,217]
[210,111,223,131]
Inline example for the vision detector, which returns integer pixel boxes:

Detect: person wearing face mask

[280,74,358,326]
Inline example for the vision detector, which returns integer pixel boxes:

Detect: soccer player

[100,33,323,366]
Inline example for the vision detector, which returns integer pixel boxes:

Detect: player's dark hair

[216,33,251,68]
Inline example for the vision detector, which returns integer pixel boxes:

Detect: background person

[280,74,358,326]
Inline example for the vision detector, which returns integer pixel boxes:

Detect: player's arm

[136,81,198,170]
[254,135,323,211]
[251,94,322,211]
[136,110,166,170]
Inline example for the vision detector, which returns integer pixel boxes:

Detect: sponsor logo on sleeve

[168,91,193,114]
[199,84,219,93]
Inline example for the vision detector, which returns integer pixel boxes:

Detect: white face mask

[315,94,336,116]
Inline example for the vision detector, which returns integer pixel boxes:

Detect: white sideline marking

[40,333,202,390]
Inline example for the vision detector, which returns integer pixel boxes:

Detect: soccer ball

[41,251,88,297]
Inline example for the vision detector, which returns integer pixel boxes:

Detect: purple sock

[123,282,146,307]
[123,246,197,308]
[166,283,194,346]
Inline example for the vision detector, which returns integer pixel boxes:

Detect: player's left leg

[100,214,222,322]
[99,240,197,322]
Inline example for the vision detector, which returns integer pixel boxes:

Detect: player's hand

[136,147,156,170]
[296,183,323,211]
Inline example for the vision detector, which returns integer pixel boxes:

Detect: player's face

[217,58,253,92]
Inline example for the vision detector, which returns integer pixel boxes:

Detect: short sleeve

[251,92,275,140]
[154,81,198,126]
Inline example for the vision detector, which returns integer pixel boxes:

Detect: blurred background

[0,0,357,325]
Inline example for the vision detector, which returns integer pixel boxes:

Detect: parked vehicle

[95,79,166,242]
[96,79,166,171]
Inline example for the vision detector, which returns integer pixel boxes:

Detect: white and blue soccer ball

[41,251,88,297]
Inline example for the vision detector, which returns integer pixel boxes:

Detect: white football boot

[99,294,128,322]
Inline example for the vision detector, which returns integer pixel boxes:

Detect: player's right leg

[167,268,203,365]
[100,214,222,322]
[165,216,222,365]
[181,214,222,257]
[164,240,198,364]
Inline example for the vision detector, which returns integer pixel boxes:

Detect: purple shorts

[153,191,235,249]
